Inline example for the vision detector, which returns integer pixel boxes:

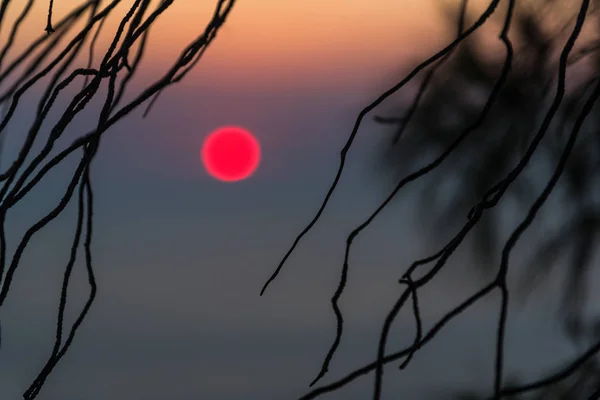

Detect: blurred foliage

[375,0,600,397]
[450,363,600,399]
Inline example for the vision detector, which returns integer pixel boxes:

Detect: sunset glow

[201,127,261,182]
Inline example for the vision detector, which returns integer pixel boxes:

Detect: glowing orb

[201,126,261,182]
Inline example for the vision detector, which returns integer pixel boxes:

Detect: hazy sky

[0,1,588,399]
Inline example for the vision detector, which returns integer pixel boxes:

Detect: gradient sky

[0,1,589,399]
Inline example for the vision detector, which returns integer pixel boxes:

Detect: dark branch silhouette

[4,0,600,399]
[263,0,600,398]
[45,0,55,34]
[260,0,504,299]
[0,0,236,398]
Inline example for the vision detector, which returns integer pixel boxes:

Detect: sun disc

[201,126,261,182]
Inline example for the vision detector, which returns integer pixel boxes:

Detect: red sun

[201,126,261,182]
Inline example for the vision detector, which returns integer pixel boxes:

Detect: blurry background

[0,0,596,398]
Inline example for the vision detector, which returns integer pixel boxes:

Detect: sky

[0,0,593,399]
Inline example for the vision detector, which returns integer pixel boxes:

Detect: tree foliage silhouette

[376,1,600,398]
[0,0,235,398]
[262,0,600,398]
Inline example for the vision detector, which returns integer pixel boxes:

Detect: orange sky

[133,0,451,91]
[0,0,588,94]
[0,0,459,92]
